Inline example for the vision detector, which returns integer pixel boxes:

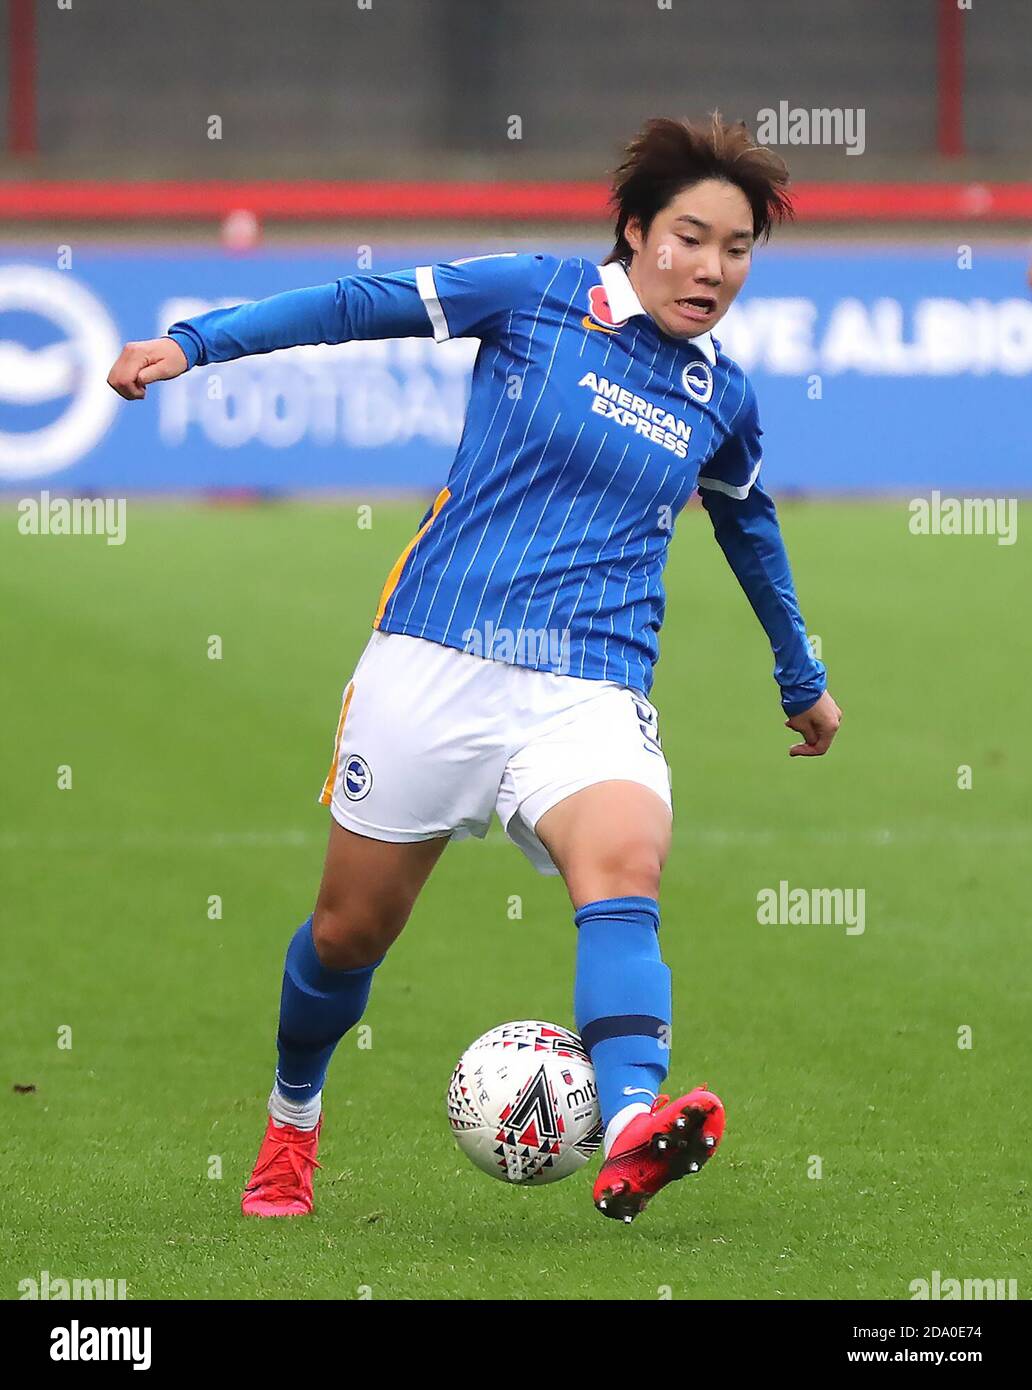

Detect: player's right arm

[106,254,554,400]
[107,336,189,400]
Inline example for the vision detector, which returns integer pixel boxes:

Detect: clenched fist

[784,689,843,757]
[107,337,189,400]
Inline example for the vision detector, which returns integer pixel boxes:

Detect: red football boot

[241,1116,323,1217]
[593,1087,725,1223]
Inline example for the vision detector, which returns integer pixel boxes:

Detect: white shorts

[318,631,672,875]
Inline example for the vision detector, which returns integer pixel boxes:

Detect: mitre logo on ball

[447,1021,603,1185]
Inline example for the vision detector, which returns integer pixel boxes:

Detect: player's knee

[310,901,405,971]
[580,840,663,902]
[615,849,663,901]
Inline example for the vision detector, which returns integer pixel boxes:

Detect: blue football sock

[274,916,381,1100]
[573,896,671,1130]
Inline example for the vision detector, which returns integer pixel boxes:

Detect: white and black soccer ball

[447,1020,603,1185]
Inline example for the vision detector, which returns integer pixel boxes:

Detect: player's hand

[785,689,842,757]
[107,337,188,400]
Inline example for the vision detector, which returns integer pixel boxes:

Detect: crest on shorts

[342,754,372,801]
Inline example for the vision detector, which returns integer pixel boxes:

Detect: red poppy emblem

[587,283,627,330]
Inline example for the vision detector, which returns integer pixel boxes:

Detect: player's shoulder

[426,252,591,341]
[710,334,751,391]
[445,250,571,285]
[462,251,604,283]
[710,337,760,432]
[436,250,583,310]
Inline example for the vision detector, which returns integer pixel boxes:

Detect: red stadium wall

[3,180,1032,223]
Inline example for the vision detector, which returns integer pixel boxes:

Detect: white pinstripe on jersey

[378,255,763,697]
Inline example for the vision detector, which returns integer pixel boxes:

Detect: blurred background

[1,0,1029,496]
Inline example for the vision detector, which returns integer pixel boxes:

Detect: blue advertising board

[1,243,1029,493]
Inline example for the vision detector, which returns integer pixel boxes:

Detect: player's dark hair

[605,113,793,263]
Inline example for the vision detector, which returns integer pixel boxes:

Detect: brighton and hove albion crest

[342,754,372,801]
[681,358,714,404]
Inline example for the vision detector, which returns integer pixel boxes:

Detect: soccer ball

[447,1020,603,1185]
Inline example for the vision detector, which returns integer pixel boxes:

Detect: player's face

[624,178,754,339]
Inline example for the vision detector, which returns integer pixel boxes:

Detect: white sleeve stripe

[415,265,450,342]
[697,458,763,499]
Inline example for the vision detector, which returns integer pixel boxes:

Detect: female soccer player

[108,114,842,1224]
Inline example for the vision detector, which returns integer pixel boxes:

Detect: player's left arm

[697,385,842,758]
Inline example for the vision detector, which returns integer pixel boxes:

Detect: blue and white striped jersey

[168,253,826,711]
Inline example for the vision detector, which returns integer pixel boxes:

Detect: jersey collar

[598,260,717,366]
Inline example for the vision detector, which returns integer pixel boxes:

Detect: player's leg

[275,819,449,1117]
[536,782,725,1222]
[242,822,447,1217]
[535,777,670,908]
[244,630,507,1217]
[499,676,726,1221]
[535,779,673,1143]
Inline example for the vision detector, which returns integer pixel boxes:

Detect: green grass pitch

[2,495,1028,1301]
